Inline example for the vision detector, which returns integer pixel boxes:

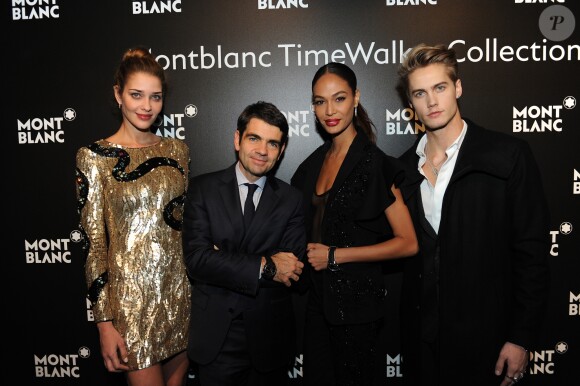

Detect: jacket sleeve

[506,140,550,349]
[181,176,263,296]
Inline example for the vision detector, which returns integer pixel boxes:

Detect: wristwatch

[327,246,340,272]
[262,255,277,280]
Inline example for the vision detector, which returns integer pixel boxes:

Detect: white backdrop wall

[9,1,579,385]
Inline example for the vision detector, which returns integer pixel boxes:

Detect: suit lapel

[399,140,438,240]
[244,178,279,240]
[415,189,437,240]
[450,121,512,184]
[449,124,477,183]
[303,142,330,197]
[327,133,367,204]
[219,165,245,245]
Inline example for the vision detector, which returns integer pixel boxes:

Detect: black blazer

[291,132,405,325]
[182,163,306,371]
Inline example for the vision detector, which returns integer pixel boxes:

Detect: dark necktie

[243,183,258,231]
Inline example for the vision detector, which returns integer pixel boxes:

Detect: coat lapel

[416,190,437,240]
[306,142,330,196]
[244,177,280,239]
[401,121,512,241]
[219,164,245,245]
[327,132,367,204]
[399,136,438,241]
[451,120,512,183]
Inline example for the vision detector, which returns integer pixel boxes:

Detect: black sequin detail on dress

[88,143,184,182]
[88,271,108,303]
[325,144,386,321]
[75,168,90,254]
[164,194,185,231]
[75,138,191,370]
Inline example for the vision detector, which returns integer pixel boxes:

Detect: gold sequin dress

[75,137,191,370]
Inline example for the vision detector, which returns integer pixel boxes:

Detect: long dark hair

[311,62,377,144]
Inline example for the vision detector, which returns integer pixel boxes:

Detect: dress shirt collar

[416,119,468,160]
[235,161,266,190]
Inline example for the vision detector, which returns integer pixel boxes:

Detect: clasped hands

[271,251,304,286]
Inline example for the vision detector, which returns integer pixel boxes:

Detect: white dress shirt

[235,161,266,213]
[416,121,468,233]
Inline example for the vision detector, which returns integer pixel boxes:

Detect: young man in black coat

[396,44,550,386]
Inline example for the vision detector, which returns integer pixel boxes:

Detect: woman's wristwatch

[327,246,340,272]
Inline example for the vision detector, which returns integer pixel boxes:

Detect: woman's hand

[306,242,331,271]
[97,321,130,372]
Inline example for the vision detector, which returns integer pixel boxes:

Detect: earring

[118,103,122,109]
[354,106,358,117]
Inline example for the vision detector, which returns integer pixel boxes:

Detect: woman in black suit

[291,62,418,386]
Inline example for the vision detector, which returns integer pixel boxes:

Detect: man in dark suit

[396,44,550,386]
[182,101,306,386]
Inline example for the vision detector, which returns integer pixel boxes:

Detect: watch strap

[327,246,340,272]
[262,255,277,280]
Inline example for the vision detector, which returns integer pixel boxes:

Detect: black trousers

[420,337,440,386]
[303,294,383,386]
[196,318,288,386]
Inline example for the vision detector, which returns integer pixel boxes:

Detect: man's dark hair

[237,101,289,146]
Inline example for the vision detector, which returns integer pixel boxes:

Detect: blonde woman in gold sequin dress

[75,47,191,386]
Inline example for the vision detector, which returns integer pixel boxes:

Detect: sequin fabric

[330,319,381,386]
[75,137,191,370]
[324,144,387,321]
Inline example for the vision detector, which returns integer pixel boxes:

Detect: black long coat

[398,120,550,385]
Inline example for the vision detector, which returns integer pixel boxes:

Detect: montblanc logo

[152,104,198,139]
[515,0,565,3]
[34,348,90,378]
[17,107,76,145]
[570,292,580,316]
[512,96,574,133]
[282,110,312,137]
[258,0,309,9]
[288,355,303,378]
[385,107,426,135]
[132,0,182,14]
[574,169,580,195]
[529,342,568,375]
[386,0,437,6]
[12,0,60,20]
[25,236,74,264]
[386,353,403,377]
[549,221,572,256]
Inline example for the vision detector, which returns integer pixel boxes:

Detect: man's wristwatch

[327,246,340,272]
[262,255,277,280]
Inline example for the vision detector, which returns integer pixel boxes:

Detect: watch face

[263,259,276,280]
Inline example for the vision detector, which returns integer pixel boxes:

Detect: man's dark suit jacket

[182,163,306,372]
